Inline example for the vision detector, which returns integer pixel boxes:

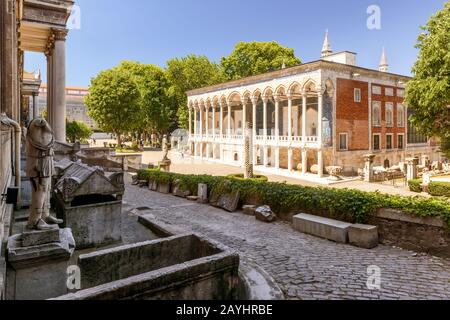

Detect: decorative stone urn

[296,163,303,172]
[326,166,344,181]
[310,164,319,175]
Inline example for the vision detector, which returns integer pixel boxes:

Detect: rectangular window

[385,88,394,96]
[398,134,404,150]
[386,134,393,150]
[339,133,348,151]
[397,89,405,97]
[373,134,381,151]
[354,88,361,103]
[372,85,382,95]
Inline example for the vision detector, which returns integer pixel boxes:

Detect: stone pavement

[124,184,450,300]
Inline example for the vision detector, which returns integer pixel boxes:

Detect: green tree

[221,41,301,81]
[85,68,140,146]
[405,2,450,142]
[117,61,175,136]
[66,121,93,143]
[166,55,225,128]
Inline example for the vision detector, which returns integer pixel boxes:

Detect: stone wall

[368,209,450,258]
[55,234,240,300]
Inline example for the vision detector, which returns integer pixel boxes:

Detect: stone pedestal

[197,183,208,204]
[6,227,75,300]
[363,154,376,182]
[159,159,171,172]
[406,157,419,181]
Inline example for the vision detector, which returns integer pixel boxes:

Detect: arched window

[397,104,405,127]
[372,102,381,126]
[386,103,393,127]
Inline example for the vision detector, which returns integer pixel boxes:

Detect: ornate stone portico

[186,33,441,181]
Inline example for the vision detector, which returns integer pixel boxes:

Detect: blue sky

[25,0,447,87]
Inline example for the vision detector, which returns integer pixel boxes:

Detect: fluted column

[51,28,68,142]
[45,50,53,124]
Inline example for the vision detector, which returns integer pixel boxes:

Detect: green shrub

[429,181,450,197]
[226,174,268,182]
[408,179,422,193]
[137,169,450,226]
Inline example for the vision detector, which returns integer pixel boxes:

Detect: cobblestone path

[125,184,450,300]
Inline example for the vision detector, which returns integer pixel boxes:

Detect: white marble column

[242,99,247,137]
[288,148,293,171]
[252,98,257,166]
[302,91,307,144]
[227,103,231,136]
[212,105,216,138]
[263,97,268,167]
[317,90,324,178]
[51,29,68,142]
[199,105,203,137]
[275,96,280,140]
[302,149,307,174]
[205,103,210,159]
[194,107,198,157]
[188,106,192,135]
[219,102,224,136]
[287,94,293,141]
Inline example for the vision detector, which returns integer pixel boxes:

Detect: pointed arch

[302,79,317,92]
[288,81,302,95]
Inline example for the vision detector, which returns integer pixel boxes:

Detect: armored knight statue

[26,118,63,230]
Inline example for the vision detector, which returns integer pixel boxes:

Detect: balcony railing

[190,134,319,146]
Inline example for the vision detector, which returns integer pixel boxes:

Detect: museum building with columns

[1,0,74,298]
[187,33,441,179]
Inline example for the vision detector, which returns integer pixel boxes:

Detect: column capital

[273,95,283,103]
[262,96,270,104]
[251,97,259,105]
[52,28,69,41]
[316,86,325,97]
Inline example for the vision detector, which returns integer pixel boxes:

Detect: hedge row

[429,182,450,197]
[138,169,450,226]
[408,179,422,193]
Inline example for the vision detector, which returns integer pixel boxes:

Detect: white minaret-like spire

[321,29,333,58]
[379,47,389,72]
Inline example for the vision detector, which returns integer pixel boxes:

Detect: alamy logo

[367,265,381,290]
[67,5,82,30]
[367,5,381,30]
[66,265,81,290]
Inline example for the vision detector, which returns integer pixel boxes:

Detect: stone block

[173,186,191,198]
[293,213,352,243]
[187,196,198,202]
[197,183,208,204]
[348,224,379,249]
[209,180,240,212]
[243,205,257,216]
[157,183,171,194]
[148,180,158,191]
[6,228,75,300]
[255,206,276,223]
[22,226,60,247]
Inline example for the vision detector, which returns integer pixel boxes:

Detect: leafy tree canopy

[405,2,450,140]
[166,55,225,128]
[116,61,175,134]
[85,68,141,145]
[66,121,93,143]
[221,41,301,80]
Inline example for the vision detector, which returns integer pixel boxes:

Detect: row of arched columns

[188,81,329,177]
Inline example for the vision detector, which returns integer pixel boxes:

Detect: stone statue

[26,118,63,230]
[162,134,169,160]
